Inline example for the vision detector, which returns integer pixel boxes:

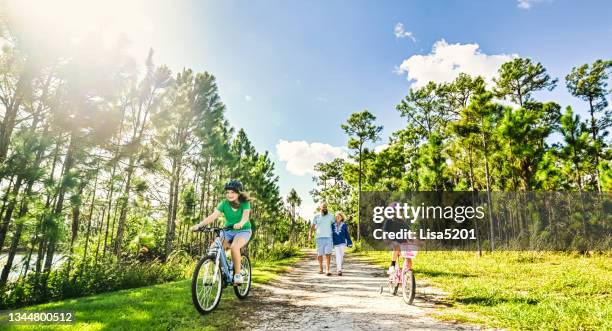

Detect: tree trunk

[165,157,181,257]
[101,178,118,259]
[69,183,85,256]
[0,175,16,220]
[467,145,482,257]
[357,144,362,241]
[94,206,107,261]
[43,133,77,272]
[199,156,211,219]
[588,98,602,193]
[171,162,181,247]
[482,132,495,251]
[98,100,127,258]
[0,61,33,163]
[1,177,36,283]
[106,199,121,257]
[288,205,296,242]
[82,167,100,266]
[34,191,57,274]
[0,175,23,250]
[205,160,214,216]
[0,221,23,283]
[114,156,135,258]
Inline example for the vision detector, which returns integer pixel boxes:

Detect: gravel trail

[247,250,490,330]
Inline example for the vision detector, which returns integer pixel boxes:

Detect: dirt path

[247,250,487,330]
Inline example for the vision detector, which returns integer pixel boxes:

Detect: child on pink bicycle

[380,202,419,274]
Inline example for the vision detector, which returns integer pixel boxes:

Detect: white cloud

[276,140,348,176]
[396,39,517,88]
[245,95,252,101]
[517,0,551,10]
[517,0,532,8]
[394,23,416,42]
[374,144,389,153]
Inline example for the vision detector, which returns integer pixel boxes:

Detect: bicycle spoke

[197,280,209,299]
[196,260,220,310]
[200,286,211,308]
[197,286,207,305]
[238,259,250,294]
[197,280,208,303]
[202,264,211,282]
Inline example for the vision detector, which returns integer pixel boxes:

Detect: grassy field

[356,249,611,330]
[0,255,303,331]
[3,250,609,330]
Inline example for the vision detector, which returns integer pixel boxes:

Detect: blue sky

[13,0,612,217]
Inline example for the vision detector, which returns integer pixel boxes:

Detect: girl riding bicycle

[190,179,252,285]
[382,202,418,274]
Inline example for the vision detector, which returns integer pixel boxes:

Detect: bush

[0,253,194,309]
[263,241,301,260]
[348,240,368,253]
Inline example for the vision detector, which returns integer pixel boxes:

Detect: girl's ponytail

[239,191,251,203]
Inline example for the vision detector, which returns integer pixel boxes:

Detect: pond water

[0,253,66,281]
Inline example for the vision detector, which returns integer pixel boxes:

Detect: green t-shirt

[216,199,251,230]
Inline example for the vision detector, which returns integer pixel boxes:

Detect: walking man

[308,203,334,276]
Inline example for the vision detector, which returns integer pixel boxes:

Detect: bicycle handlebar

[194,226,233,233]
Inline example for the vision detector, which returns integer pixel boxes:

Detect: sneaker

[233,274,243,285]
[387,266,395,275]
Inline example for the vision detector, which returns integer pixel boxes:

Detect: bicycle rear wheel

[192,255,222,314]
[402,269,416,305]
[233,254,251,299]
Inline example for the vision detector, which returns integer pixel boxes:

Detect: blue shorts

[221,229,252,243]
[316,237,333,256]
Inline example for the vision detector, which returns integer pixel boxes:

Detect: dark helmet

[224,179,243,193]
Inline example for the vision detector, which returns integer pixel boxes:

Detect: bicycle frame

[207,233,234,285]
[391,256,412,283]
[192,226,252,315]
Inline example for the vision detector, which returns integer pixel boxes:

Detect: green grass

[355,249,611,331]
[1,254,303,331]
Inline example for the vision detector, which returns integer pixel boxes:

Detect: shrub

[0,253,193,309]
[263,241,301,260]
[349,240,368,253]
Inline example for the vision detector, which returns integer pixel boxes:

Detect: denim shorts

[221,229,252,243]
[316,237,333,256]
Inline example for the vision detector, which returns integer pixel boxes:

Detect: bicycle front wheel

[402,269,416,305]
[192,255,223,314]
[233,254,251,299]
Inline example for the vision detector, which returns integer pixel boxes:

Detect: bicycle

[380,243,417,305]
[191,226,252,314]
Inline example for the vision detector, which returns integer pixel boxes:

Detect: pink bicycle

[380,243,417,305]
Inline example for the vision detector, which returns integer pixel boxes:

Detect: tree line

[312,57,611,247]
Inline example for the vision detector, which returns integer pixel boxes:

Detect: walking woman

[331,211,352,276]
